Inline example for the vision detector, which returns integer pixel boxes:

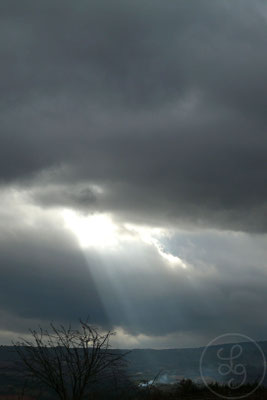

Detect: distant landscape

[0,341,266,399]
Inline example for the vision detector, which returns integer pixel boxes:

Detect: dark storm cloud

[0,0,267,231]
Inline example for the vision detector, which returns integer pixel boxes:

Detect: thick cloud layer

[1,0,267,230]
[1,1,267,347]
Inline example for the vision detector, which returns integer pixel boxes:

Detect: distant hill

[1,341,267,386]
[125,341,267,385]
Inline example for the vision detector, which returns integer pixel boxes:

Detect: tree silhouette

[14,320,128,400]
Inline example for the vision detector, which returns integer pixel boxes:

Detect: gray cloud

[1,0,267,347]
[0,0,267,230]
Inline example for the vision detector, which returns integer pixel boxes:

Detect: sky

[1,0,267,348]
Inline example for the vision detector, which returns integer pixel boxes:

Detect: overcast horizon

[1,0,267,349]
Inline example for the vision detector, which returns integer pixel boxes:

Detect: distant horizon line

[1,339,267,352]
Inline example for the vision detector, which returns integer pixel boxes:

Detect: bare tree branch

[13,320,129,400]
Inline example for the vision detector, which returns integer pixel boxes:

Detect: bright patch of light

[62,209,187,267]
[62,209,118,249]
[125,224,187,268]
[157,247,186,266]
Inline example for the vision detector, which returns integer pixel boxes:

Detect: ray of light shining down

[61,209,188,346]
[62,208,146,340]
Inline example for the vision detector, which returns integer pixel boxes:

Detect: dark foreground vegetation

[129,380,267,400]
[0,379,266,400]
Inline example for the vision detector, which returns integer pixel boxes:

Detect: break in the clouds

[0,0,267,347]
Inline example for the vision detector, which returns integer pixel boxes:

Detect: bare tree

[14,320,128,400]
